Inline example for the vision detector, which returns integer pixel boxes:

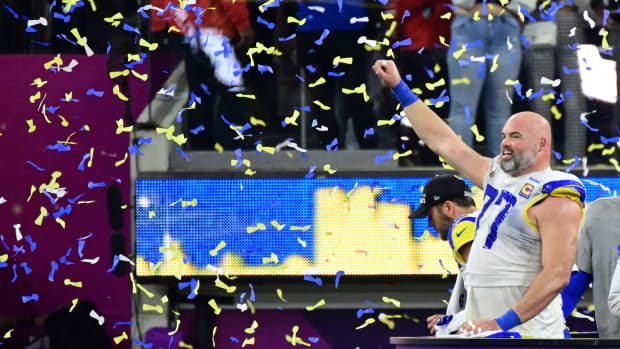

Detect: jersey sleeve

[448,214,476,266]
[541,178,586,208]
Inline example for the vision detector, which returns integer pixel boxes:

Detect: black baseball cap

[411,174,472,219]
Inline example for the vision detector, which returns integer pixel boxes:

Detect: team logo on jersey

[519,183,534,199]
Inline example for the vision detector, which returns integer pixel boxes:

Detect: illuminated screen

[135,176,619,277]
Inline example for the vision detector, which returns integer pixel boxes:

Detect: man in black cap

[411,174,477,334]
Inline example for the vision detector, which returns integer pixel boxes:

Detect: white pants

[464,285,566,338]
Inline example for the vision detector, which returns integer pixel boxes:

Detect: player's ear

[443,200,454,215]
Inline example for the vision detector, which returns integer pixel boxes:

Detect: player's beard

[500,147,536,176]
[436,210,453,240]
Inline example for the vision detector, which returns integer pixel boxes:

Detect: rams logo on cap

[519,183,534,199]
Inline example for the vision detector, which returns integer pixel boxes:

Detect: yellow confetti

[245,320,259,334]
[342,83,370,102]
[156,125,187,146]
[113,332,128,344]
[603,147,616,156]
[137,284,154,298]
[473,10,481,21]
[490,54,500,72]
[256,144,275,154]
[541,93,555,101]
[109,69,130,79]
[306,299,325,311]
[440,12,452,20]
[131,70,148,81]
[0,254,7,263]
[44,56,63,71]
[247,223,266,234]
[378,315,396,330]
[130,271,137,294]
[208,298,222,315]
[168,25,181,33]
[70,298,79,312]
[64,278,83,288]
[209,240,226,256]
[41,105,51,123]
[451,77,471,85]
[31,78,47,88]
[3,329,13,339]
[381,11,394,20]
[139,38,159,51]
[113,84,129,101]
[236,93,256,99]
[63,0,80,14]
[115,152,129,167]
[284,110,300,126]
[179,341,194,349]
[425,78,445,91]
[271,220,285,231]
[57,114,69,127]
[313,100,331,110]
[262,253,279,264]
[34,206,48,226]
[438,35,450,47]
[385,21,397,37]
[393,150,413,160]
[550,105,562,120]
[470,124,485,142]
[212,326,217,348]
[291,225,311,231]
[308,77,326,88]
[277,289,288,303]
[181,198,198,207]
[382,296,401,307]
[29,91,41,104]
[241,337,255,347]
[332,56,353,66]
[323,164,337,174]
[377,118,396,127]
[56,217,66,229]
[167,319,181,336]
[602,29,610,49]
[356,318,376,330]
[161,295,168,304]
[143,304,163,313]
[87,0,96,11]
[247,42,283,66]
[104,12,123,26]
[87,147,94,167]
[609,158,620,172]
[259,0,277,12]
[285,325,312,347]
[287,16,307,25]
[26,119,36,133]
[250,116,266,127]
[214,143,224,153]
[453,44,467,59]
[116,118,133,134]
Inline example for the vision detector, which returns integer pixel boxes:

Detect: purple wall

[0,54,148,348]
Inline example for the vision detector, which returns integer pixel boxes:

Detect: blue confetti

[133,339,153,349]
[305,65,317,73]
[258,64,274,74]
[128,144,144,156]
[335,270,344,288]
[47,143,72,152]
[190,125,205,135]
[4,5,18,19]
[279,33,296,41]
[356,308,375,318]
[107,255,120,273]
[26,161,45,171]
[60,247,74,265]
[176,147,190,162]
[22,294,39,303]
[113,321,133,329]
[87,88,104,98]
[77,152,91,171]
[363,128,374,138]
[562,66,580,75]
[48,261,58,282]
[257,16,275,29]
[123,23,141,35]
[230,337,239,343]
[20,262,32,274]
[327,71,345,77]
[24,236,37,252]
[551,150,562,160]
[87,181,106,189]
[392,38,412,49]
[566,156,579,172]
[326,138,338,151]
[401,9,410,24]
[375,151,394,164]
[305,166,316,179]
[304,274,323,286]
[249,283,256,302]
[314,29,330,46]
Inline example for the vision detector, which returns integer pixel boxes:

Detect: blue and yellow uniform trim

[523,179,586,231]
[447,214,476,266]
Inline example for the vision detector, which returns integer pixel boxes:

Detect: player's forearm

[513,268,571,323]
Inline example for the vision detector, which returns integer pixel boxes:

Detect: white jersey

[463,158,585,338]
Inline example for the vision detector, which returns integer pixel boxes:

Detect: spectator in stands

[295,0,379,150]
[523,1,588,161]
[151,0,255,150]
[385,0,453,166]
[447,0,535,157]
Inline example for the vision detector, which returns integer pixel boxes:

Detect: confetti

[355,318,376,330]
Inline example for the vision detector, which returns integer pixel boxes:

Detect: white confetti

[583,11,596,29]
[540,76,561,87]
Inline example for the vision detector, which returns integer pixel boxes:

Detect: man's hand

[457,319,501,336]
[372,59,401,89]
[426,314,444,334]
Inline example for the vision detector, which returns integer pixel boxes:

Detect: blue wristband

[392,80,418,108]
[494,309,522,332]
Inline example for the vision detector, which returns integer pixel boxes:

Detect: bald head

[499,112,552,176]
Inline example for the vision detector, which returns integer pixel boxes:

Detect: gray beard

[500,152,535,176]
